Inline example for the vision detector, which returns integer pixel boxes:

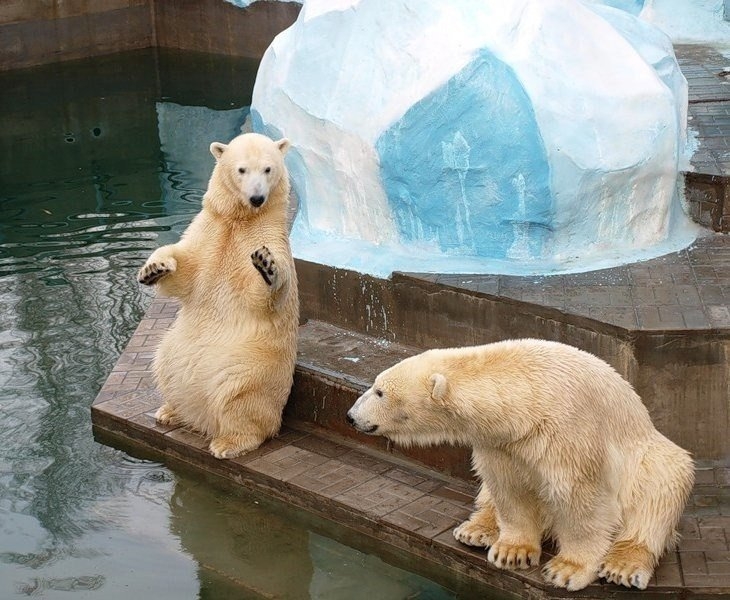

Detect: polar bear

[137,133,299,459]
[347,339,694,591]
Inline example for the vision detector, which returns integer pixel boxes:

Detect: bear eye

[238,167,246,174]
[264,167,271,174]
[375,389,383,398]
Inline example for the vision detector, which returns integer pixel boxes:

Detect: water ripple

[16,575,106,595]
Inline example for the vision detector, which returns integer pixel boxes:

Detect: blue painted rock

[252,0,699,276]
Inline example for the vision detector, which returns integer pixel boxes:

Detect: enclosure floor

[93,288,730,598]
[676,44,730,232]
[405,233,730,332]
[677,44,730,178]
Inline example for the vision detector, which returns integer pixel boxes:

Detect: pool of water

[0,49,460,599]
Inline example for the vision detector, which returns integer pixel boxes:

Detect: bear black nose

[250,195,265,207]
[346,412,355,426]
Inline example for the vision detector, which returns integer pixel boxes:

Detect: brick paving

[92,294,730,598]
[409,233,730,332]
[675,44,730,231]
[676,44,730,177]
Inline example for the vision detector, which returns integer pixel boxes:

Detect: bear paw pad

[251,246,277,287]
[453,518,499,549]
[542,556,596,591]
[487,540,541,570]
[598,542,654,589]
[138,258,176,285]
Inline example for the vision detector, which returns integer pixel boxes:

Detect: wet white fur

[348,339,694,590]
[139,133,298,458]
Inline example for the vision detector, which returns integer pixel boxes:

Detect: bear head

[209,133,290,216]
[346,353,460,448]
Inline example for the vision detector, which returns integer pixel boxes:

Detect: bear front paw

[542,555,596,591]
[251,246,277,287]
[138,257,176,285]
[154,403,178,426]
[488,539,541,570]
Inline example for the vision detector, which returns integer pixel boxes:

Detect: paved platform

[676,44,730,231]
[410,233,730,333]
[92,297,730,598]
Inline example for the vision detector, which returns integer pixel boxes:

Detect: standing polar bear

[138,133,299,459]
[347,339,694,591]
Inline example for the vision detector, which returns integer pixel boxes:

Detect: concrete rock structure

[252,0,701,276]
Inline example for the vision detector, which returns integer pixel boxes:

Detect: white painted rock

[252,0,700,276]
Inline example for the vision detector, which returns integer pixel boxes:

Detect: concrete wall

[0,1,154,70]
[296,260,730,462]
[0,0,301,71]
[154,0,301,59]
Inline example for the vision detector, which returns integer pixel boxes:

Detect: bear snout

[346,408,379,434]
[249,195,266,208]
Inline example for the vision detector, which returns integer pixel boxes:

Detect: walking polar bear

[138,133,299,459]
[347,339,694,590]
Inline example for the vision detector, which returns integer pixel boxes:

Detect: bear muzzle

[346,409,378,434]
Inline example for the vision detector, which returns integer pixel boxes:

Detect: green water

[0,49,463,599]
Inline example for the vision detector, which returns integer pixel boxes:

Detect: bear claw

[598,541,653,589]
[488,540,541,571]
[541,556,595,590]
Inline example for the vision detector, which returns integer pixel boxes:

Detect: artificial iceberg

[252,0,701,276]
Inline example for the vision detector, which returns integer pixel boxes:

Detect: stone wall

[0,1,154,70]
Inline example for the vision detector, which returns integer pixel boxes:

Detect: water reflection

[169,472,456,600]
[0,49,461,598]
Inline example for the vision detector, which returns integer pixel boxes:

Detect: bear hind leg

[599,441,693,589]
[208,387,282,459]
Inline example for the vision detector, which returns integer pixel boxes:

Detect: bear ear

[210,142,227,160]
[276,138,291,156]
[429,373,448,403]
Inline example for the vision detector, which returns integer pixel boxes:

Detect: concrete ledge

[297,235,730,461]
[90,386,697,598]
[685,172,730,232]
[91,271,730,597]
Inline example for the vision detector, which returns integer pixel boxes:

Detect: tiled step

[290,319,474,480]
[675,44,730,233]
[91,295,730,596]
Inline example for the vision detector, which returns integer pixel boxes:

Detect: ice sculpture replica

[251,0,701,276]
